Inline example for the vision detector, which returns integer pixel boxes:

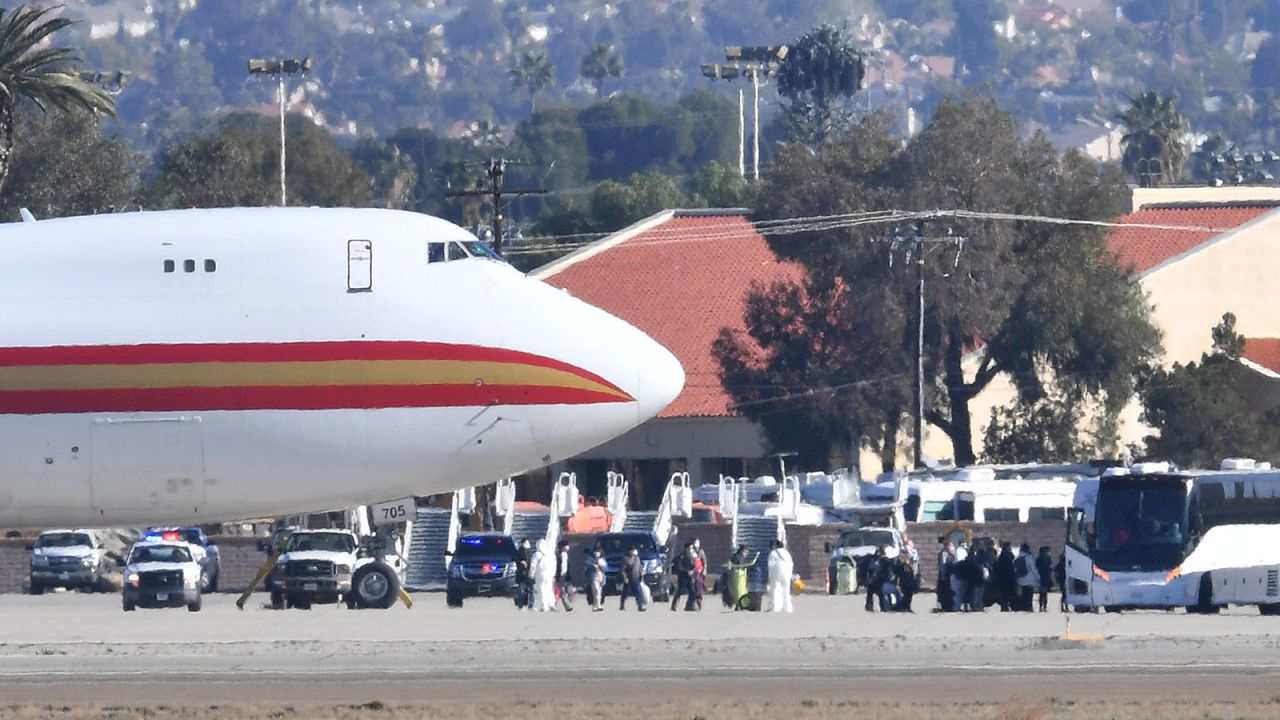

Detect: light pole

[723,46,787,181]
[700,63,744,177]
[248,57,313,206]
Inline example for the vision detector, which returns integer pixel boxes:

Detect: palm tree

[579,44,623,97]
[0,6,115,192]
[509,50,553,116]
[1115,91,1187,187]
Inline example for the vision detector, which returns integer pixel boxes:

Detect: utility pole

[883,221,965,469]
[445,159,547,256]
[248,57,313,206]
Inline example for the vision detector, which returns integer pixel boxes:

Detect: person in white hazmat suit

[532,539,556,611]
[767,540,794,613]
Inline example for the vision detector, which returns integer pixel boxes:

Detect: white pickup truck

[28,529,114,594]
[267,528,405,609]
[1176,524,1280,615]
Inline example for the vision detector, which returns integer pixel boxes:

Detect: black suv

[593,531,670,601]
[446,534,519,607]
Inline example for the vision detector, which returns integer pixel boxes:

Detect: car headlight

[127,573,140,588]
[184,572,198,589]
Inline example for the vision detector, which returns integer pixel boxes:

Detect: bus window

[1030,507,1066,522]
[982,508,1019,522]
[955,497,975,521]
[921,500,952,522]
[1067,508,1091,550]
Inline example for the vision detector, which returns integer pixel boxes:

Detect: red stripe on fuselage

[0,384,631,414]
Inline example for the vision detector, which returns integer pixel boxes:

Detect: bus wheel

[1259,603,1280,616]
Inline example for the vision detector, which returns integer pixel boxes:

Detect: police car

[122,535,203,612]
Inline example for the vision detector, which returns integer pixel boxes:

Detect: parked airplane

[0,208,684,531]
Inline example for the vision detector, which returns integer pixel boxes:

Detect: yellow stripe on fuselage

[0,360,631,399]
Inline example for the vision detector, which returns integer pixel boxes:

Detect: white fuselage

[0,208,683,528]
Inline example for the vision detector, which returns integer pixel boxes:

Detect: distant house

[531,209,803,497]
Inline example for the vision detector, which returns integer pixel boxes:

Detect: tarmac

[3,592,1280,706]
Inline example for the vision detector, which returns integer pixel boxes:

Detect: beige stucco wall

[1130,186,1280,210]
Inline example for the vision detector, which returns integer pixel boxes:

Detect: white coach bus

[1064,460,1280,613]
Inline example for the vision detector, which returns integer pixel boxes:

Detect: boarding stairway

[403,505,454,591]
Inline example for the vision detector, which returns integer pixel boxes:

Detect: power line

[504,208,1236,255]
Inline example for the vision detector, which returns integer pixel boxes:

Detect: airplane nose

[633,334,684,421]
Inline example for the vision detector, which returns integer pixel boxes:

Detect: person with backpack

[1015,543,1040,612]
[619,547,647,611]
[864,547,886,612]
[554,540,574,612]
[669,542,697,611]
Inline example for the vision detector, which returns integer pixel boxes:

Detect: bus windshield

[1093,479,1188,572]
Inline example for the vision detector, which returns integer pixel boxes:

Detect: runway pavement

[3,592,1280,706]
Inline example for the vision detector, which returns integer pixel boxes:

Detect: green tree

[0,106,141,221]
[1116,91,1188,187]
[1139,313,1280,467]
[144,113,371,209]
[509,50,554,116]
[728,97,1160,466]
[587,168,689,230]
[580,44,624,97]
[0,5,115,192]
[775,24,865,144]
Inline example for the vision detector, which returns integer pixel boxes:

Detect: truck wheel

[122,600,135,612]
[446,592,464,608]
[1190,573,1220,614]
[270,590,284,610]
[291,595,311,610]
[351,562,400,609]
[29,582,44,596]
[187,597,202,613]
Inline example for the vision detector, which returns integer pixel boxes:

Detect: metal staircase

[621,511,657,533]
[732,514,785,593]
[403,506,454,591]
[509,511,550,543]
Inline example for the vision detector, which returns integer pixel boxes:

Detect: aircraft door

[90,417,206,514]
[348,239,372,292]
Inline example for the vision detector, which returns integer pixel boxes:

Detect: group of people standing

[936,539,1064,613]
[858,544,920,612]
[514,538,576,612]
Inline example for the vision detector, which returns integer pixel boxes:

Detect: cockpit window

[427,238,505,264]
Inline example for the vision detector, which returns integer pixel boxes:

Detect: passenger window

[348,239,372,292]
[1030,507,1066,522]
[982,508,1019,522]
[163,260,175,273]
[183,259,195,273]
[204,259,216,273]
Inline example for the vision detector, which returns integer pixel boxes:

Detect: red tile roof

[1106,204,1276,274]
[540,211,803,418]
[1244,338,1280,376]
